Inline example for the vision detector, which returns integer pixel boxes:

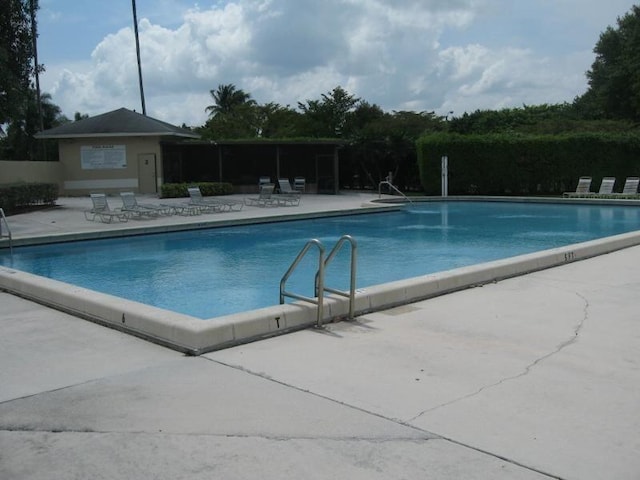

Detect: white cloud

[41,0,619,126]
[436,44,590,114]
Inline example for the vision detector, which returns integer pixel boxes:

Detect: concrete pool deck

[1,193,639,479]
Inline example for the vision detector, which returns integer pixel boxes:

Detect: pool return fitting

[280,235,357,327]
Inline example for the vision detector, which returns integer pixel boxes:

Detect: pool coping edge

[2,229,640,354]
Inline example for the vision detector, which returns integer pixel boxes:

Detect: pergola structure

[161,139,346,194]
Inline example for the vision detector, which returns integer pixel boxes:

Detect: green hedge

[0,182,59,214]
[160,182,234,198]
[417,133,640,195]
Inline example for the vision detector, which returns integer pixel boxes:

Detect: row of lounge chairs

[563,176,640,198]
[84,182,302,223]
[84,191,205,223]
[85,190,243,223]
[84,194,131,223]
[186,188,244,213]
[245,179,301,207]
[260,176,306,193]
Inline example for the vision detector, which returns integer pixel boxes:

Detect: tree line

[1,1,639,187]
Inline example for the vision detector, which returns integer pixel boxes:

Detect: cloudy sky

[37,0,637,127]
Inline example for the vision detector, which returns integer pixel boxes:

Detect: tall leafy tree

[297,86,359,137]
[575,5,640,121]
[256,102,302,138]
[347,109,445,189]
[448,104,578,134]
[2,90,64,160]
[0,0,40,129]
[205,84,255,117]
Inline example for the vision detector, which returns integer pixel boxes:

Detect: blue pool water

[2,201,640,318]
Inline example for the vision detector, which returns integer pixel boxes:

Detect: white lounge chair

[244,183,277,207]
[595,177,616,197]
[187,187,244,212]
[275,179,301,206]
[259,176,271,187]
[563,177,593,197]
[186,187,223,213]
[84,193,130,223]
[162,202,201,216]
[612,177,640,198]
[293,176,306,193]
[120,192,172,217]
[187,186,243,212]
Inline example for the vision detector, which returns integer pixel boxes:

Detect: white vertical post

[441,155,448,197]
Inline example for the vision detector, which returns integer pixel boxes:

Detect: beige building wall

[58,136,163,196]
[0,161,62,186]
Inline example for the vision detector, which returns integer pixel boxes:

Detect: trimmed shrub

[0,182,59,214]
[417,133,640,195]
[160,182,234,198]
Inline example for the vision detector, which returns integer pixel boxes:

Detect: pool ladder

[0,208,12,256]
[378,180,413,204]
[280,235,357,327]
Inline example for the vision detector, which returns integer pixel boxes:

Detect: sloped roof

[35,108,200,139]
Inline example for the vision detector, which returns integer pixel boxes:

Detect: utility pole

[30,0,46,160]
[132,0,147,115]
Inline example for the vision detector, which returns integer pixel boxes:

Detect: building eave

[35,132,200,140]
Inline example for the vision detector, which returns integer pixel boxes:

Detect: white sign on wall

[81,145,127,170]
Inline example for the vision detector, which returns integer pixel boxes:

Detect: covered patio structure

[161,139,346,194]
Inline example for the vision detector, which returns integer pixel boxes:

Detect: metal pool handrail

[280,239,326,326]
[0,208,12,255]
[281,235,358,327]
[315,235,357,320]
[378,180,413,204]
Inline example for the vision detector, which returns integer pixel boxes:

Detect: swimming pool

[2,201,640,320]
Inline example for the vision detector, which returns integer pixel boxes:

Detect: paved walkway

[1,192,395,243]
[1,194,639,479]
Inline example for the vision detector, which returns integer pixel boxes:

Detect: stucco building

[32,108,344,196]
[35,108,199,195]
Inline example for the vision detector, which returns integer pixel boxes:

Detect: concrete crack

[207,354,565,479]
[408,290,589,422]
[0,427,426,443]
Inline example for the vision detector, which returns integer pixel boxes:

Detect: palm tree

[205,84,255,117]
